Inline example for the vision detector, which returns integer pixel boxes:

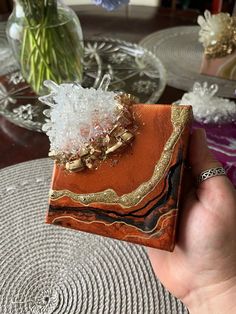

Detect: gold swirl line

[50,106,191,208]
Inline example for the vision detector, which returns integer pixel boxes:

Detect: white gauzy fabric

[0,158,188,314]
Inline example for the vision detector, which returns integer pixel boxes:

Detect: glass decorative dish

[0,27,166,132]
[140,26,236,99]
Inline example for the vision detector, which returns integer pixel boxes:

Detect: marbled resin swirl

[47,104,192,251]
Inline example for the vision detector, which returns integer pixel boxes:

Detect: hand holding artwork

[148,129,236,314]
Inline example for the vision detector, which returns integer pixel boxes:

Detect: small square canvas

[46,104,192,251]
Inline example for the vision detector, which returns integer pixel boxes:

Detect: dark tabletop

[0,5,198,169]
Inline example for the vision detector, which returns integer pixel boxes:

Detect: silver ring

[197,167,226,185]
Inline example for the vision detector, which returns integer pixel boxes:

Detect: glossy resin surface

[47,104,192,251]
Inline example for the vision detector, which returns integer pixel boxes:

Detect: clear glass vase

[6,0,83,95]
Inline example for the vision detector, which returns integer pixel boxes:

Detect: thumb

[188,128,221,179]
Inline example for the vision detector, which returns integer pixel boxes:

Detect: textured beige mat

[0,158,188,313]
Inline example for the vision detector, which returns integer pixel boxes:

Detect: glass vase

[6,0,83,95]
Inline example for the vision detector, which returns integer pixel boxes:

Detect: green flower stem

[27,27,57,79]
[17,1,83,94]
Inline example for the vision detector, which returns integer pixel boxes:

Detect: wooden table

[0,5,198,169]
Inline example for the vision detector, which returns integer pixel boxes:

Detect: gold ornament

[198,10,236,58]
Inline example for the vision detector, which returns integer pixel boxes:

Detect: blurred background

[1,0,236,16]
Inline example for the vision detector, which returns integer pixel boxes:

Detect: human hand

[148,129,236,314]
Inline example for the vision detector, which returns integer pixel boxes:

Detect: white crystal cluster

[179,82,236,124]
[40,80,118,154]
[198,10,232,48]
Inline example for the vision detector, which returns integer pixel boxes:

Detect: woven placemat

[0,158,188,314]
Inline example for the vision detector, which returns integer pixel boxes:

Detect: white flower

[197,10,233,48]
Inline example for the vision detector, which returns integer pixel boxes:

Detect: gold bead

[120,131,134,143]
[106,141,123,154]
[66,159,85,172]
[79,147,90,157]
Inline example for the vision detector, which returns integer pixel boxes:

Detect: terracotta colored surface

[47,104,192,251]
